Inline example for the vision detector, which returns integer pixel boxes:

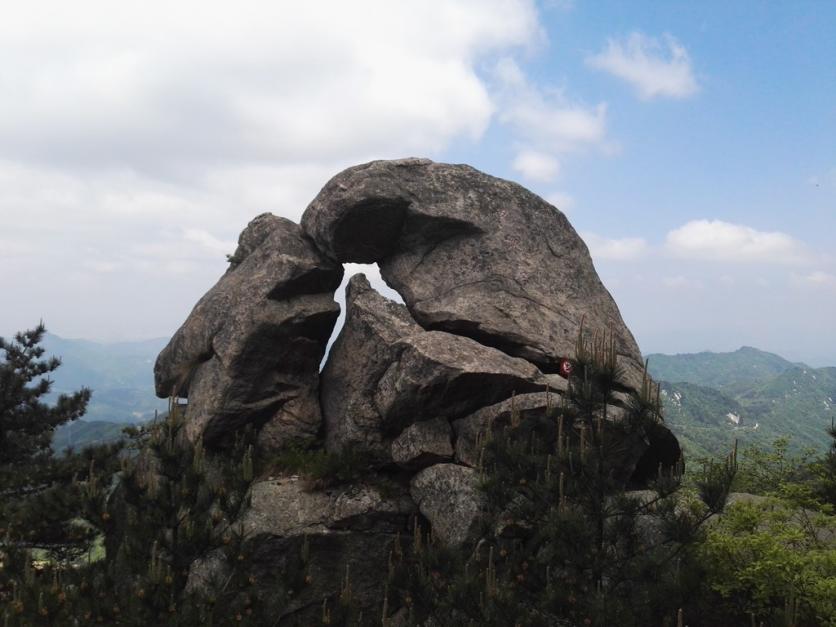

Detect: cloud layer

[586,33,698,100]
[0,0,541,339]
[494,57,612,184]
[665,220,809,264]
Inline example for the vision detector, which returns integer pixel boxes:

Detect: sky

[1,1,834,366]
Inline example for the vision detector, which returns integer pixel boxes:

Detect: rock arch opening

[321,262,403,370]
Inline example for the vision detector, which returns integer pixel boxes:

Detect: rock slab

[319,273,421,454]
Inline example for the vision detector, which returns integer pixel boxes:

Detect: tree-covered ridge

[660,381,756,459]
[51,419,128,453]
[646,346,801,391]
[648,348,836,458]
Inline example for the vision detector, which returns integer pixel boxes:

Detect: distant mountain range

[38,333,168,451]
[646,347,836,459]
[33,334,836,459]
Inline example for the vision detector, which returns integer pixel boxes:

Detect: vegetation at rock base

[0,323,123,566]
[384,330,737,626]
[1,324,835,625]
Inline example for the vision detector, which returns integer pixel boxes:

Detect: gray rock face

[154,215,343,450]
[391,418,454,469]
[453,391,565,467]
[320,274,421,454]
[301,158,643,388]
[188,474,416,626]
[241,476,415,538]
[375,331,544,437]
[154,158,682,624]
[322,276,543,455]
[410,463,485,547]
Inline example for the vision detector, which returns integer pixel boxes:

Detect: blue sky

[0,1,834,364]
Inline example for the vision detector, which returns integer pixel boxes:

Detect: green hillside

[646,346,800,391]
[735,366,836,452]
[651,348,835,458]
[660,381,760,459]
[52,420,128,453]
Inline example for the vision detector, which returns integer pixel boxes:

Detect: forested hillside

[649,348,836,458]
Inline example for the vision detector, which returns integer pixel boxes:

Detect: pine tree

[0,323,89,466]
[1,324,125,623]
[386,328,738,627]
[0,322,117,558]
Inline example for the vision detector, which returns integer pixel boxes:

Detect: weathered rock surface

[453,390,565,467]
[322,276,544,454]
[391,418,454,469]
[320,273,421,454]
[410,463,485,547]
[375,330,544,437]
[152,158,685,624]
[301,158,644,389]
[186,475,416,625]
[154,214,343,449]
[240,476,415,538]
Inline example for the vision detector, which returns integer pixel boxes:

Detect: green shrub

[699,497,836,626]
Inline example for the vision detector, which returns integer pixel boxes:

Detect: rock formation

[152,159,681,624]
[319,273,421,456]
[301,158,645,389]
[154,214,343,451]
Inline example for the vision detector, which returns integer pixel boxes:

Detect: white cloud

[586,33,699,100]
[493,56,611,186]
[582,233,648,261]
[797,271,836,289]
[512,149,561,182]
[665,220,810,264]
[503,94,608,152]
[0,2,542,174]
[0,239,35,258]
[0,0,542,340]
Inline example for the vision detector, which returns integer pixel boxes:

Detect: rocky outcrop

[391,418,454,469]
[410,464,485,547]
[374,331,544,437]
[153,215,343,450]
[301,159,644,389]
[241,476,415,538]
[322,274,543,456]
[453,390,564,467]
[151,158,683,624]
[319,273,421,455]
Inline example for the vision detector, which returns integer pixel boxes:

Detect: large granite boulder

[374,330,544,437]
[301,158,644,389]
[391,417,454,470]
[154,214,343,450]
[187,475,416,626]
[149,158,684,624]
[320,273,421,455]
[322,275,544,455]
[453,390,565,467]
[410,464,485,547]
